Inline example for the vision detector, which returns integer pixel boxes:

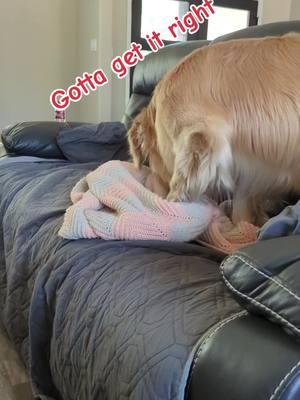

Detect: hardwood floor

[0,325,33,400]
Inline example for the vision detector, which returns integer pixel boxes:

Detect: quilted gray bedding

[0,158,241,400]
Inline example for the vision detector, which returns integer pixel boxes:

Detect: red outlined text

[111,0,215,81]
[111,42,144,79]
[50,0,214,111]
[168,0,215,39]
[50,69,108,111]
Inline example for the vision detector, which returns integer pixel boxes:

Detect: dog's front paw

[167,175,190,202]
[166,192,180,202]
[167,190,188,202]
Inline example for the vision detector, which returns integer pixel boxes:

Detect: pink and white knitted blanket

[59,160,258,254]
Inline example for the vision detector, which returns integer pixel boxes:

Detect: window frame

[130,0,258,92]
[131,0,258,49]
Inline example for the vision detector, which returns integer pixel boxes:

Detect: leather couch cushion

[1,122,88,159]
[221,236,300,340]
[187,312,300,400]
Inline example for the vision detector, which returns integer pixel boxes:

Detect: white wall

[76,0,131,123]
[0,0,130,127]
[110,0,131,121]
[97,1,113,122]
[290,0,300,19]
[258,0,293,25]
[76,0,102,123]
[0,0,79,127]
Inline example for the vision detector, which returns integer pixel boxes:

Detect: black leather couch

[1,20,300,400]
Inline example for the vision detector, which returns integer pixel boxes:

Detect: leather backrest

[122,20,300,129]
[122,40,209,129]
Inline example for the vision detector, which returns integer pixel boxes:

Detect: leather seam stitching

[220,262,300,335]
[233,254,300,302]
[186,310,247,395]
[269,361,300,400]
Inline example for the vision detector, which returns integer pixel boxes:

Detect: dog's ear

[167,118,233,202]
[127,109,146,167]
[128,105,156,168]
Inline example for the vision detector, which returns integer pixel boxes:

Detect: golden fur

[128,33,300,225]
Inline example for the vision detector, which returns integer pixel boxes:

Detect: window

[207,5,251,40]
[132,0,258,49]
[140,0,190,42]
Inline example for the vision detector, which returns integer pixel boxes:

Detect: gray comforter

[0,158,241,400]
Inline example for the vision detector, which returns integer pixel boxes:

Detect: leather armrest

[1,121,91,159]
[186,313,300,400]
[221,236,300,339]
[0,134,7,158]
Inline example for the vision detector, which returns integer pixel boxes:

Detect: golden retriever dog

[128,33,300,225]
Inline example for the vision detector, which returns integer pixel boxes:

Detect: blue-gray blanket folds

[0,159,240,400]
[258,201,300,240]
